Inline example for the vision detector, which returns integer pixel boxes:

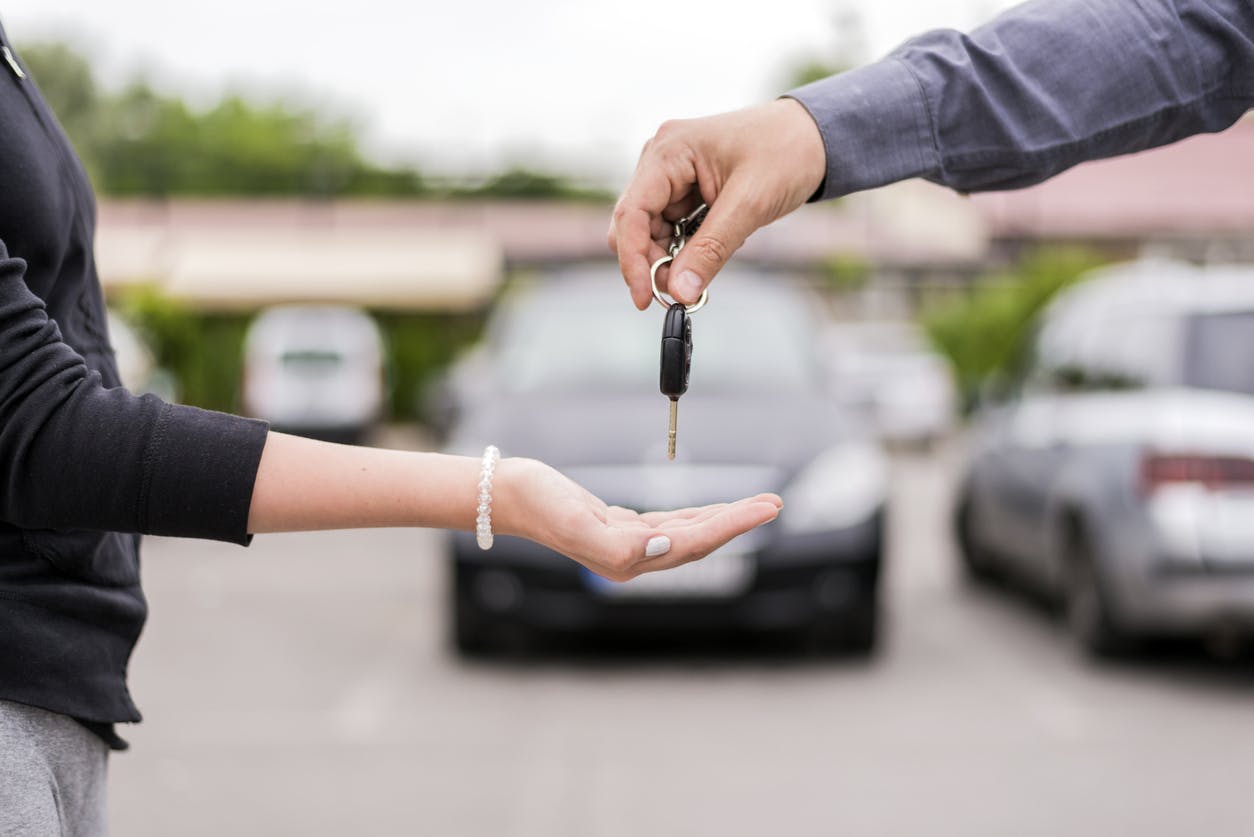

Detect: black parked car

[442,267,889,655]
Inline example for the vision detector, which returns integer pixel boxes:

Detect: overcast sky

[3,0,1016,185]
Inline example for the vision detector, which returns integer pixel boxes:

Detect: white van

[242,305,385,443]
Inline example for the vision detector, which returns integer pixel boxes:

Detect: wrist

[769,97,827,203]
[483,456,535,541]
[784,58,934,198]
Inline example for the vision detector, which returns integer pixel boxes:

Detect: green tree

[92,82,198,195]
[451,167,612,202]
[89,85,420,197]
[18,42,102,177]
[18,40,430,198]
[783,5,868,88]
[19,39,606,201]
[921,248,1106,410]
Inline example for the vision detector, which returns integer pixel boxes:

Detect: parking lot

[111,436,1254,836]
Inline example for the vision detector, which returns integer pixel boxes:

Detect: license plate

[584,549,754,599]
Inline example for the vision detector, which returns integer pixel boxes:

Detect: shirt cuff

[784,57,938,200]
[141,404,270,545]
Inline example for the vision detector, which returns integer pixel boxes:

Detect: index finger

[609,157,700,310]
[633,493,782,527]
[609,200,656,311]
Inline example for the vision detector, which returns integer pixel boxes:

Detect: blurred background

[6,0,1254,834]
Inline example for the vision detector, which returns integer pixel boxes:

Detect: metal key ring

[649,255,709,314]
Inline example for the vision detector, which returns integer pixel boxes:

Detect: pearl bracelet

[475,445,501,550]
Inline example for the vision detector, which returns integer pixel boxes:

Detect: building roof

[96,201,504,310]
[95,186,985,310]
[970,116,1254,239]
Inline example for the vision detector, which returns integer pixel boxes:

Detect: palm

[518,460,781,582]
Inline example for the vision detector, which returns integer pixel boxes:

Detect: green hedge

[374,311,487,421]
[113,286,485,422]
[920,248,1106,411]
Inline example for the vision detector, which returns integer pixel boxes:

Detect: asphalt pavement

[110,435,1254,836]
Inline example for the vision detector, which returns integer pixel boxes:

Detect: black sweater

[0,23,269,748]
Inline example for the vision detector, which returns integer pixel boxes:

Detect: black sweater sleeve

[0,240,269,544]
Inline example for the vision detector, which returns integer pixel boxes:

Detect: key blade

[667,399,678,460]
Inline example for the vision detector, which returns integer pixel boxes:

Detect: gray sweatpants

[0,700,108,837]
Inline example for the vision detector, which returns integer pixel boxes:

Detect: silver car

[956,260,1254,656]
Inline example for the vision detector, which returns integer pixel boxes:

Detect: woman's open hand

[494,457,781,582]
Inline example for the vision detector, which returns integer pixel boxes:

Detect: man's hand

[608,98,827,310]
[495,458,782,582]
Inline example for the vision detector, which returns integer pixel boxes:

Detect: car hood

[449,389,853,506]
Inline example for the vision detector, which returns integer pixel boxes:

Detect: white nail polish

[645,536,671,557]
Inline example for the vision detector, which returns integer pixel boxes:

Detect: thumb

[669,183,760,304]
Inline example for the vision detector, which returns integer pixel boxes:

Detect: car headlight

[779,442,888,535]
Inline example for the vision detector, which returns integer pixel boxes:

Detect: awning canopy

[96,206,503,311]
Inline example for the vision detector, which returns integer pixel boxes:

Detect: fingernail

[645,536,671,557]
[676,270,703,301]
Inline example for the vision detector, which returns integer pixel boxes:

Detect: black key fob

[660,302,692,398]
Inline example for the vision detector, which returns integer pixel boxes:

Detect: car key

[648,203,709,461]
[660,302,693,460]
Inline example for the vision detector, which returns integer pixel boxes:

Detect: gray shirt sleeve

[786,0,1254,199]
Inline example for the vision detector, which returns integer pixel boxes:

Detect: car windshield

[495,281,822,394]
[1184,311,1254,397]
